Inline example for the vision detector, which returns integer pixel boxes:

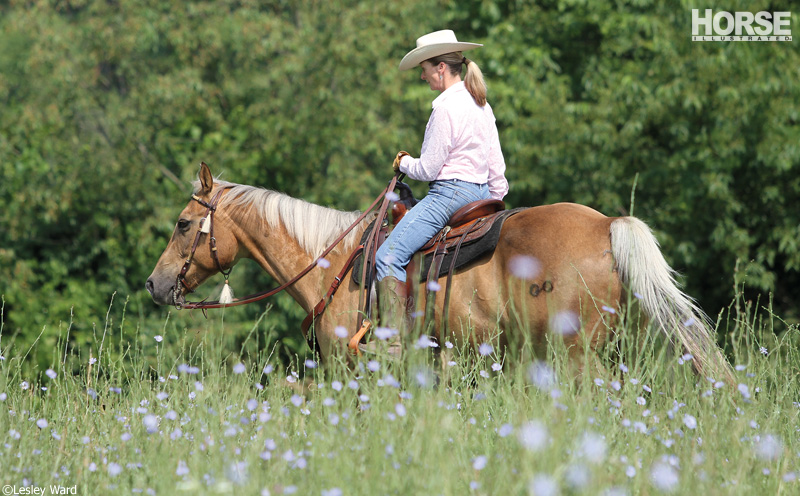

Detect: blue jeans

[376,179,491,283]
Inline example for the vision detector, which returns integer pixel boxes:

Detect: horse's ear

[199,162,214,195]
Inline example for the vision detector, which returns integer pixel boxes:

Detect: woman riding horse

[376,30,509,331]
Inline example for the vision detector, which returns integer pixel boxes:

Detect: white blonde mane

[195,179,368,258]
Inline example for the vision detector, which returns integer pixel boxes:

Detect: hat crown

[416,30,459,49]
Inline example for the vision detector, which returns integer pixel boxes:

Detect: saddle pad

[352,207,525,286]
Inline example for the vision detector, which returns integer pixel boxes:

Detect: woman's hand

[393,151,410,172]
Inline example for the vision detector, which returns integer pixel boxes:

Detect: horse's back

[499,202,616,258]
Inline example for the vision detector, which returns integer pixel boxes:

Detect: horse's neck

[226,197,365,311]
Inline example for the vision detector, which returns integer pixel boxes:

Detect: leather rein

[175,176,400,335]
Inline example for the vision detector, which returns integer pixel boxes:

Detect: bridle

[173,175,400,314]
[174,186,234,307]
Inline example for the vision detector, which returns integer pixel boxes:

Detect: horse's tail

[610,217,734,384]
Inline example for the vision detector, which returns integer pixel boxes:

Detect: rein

[177,175,400,312]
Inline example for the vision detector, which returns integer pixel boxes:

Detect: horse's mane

[194,179,370,259]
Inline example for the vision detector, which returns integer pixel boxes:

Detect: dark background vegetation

[1,0,798,367]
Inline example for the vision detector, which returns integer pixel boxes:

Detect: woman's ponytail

[462,58,487,107]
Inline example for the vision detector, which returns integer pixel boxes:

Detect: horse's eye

[177,219,191,231]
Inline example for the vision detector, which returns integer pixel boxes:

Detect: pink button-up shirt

[399,81,508,200]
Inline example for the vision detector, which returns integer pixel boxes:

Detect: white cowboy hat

[398,30,482,71]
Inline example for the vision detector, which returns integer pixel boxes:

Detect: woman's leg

[375,180,490,282]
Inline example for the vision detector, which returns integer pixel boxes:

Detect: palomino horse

[147,163,733,383]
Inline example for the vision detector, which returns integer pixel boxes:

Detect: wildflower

[478,343,494,356]
[176,460,189,476]
[738,384,751,399]
[89,357,97,365]
[528,361,556,391]
[233,363,246,374]
[108,462,123,477]
[415,335,438,349]
[549,311,580,335]
[760,347,768,356]
[328,413,340,426]
[304,359,317,369]
[348,380,359,390]
[683,317,696,327]
[565,463,591,490]
[36,418,48,429]
[395,403,406,417]
[735,364,746,371]
[683,414,697,430]
[322,489,343,496]
[143,415,159,434]
[472,455,488,471]
[479,370,490,379]
[578,432,607,464]
[45,369,57,379]
[21,381,29,390]
[650,462,679,492]
[427,280,441,292]
[0,393,6,401]
[601,305,616,314]
[610,381,621,391]
[413,367,436,389]
[316,258,331,269]
[367,360,380,372]
[154,335,163,343]
[374,327,398,340]
[262,364,274,375]
[626,465,637,478]
[331,381,343,392]
[334,326,348,338]
[121,432,132,442]
[594,378,604,387]
[498,424,513,437]
[492,362,502,372]
[517,420,549,452]
[636,397,647,406]
[508,255,540,280]
[620,363,629,373]
[633,292,643,299]
[385,191,400,202]
[445,341,454,349]
[755,434,783,461]
[528,474,558,496]
[290,395,303,407]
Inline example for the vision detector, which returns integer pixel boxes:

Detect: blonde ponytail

[427,51,488,107]
[463,58,487,107]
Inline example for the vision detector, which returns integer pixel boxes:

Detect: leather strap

[181,175,399,310]
[300,244,365,350]
[441,219,481,334]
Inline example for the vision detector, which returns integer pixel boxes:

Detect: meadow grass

[0,293,798,496]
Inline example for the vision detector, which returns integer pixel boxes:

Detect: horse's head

[146,163,238,306]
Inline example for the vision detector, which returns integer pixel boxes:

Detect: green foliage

[0,1,798,366]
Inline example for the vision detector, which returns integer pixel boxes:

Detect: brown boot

[377,276,411,332]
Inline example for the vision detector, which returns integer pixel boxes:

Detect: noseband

[174,187,233,307]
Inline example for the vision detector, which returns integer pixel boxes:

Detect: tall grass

[0,288,797,495]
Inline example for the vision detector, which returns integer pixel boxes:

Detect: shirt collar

[432,80,466,109]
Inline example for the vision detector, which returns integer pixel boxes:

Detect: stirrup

[348,319,373,355]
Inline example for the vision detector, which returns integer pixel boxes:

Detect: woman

[375,29,508,329]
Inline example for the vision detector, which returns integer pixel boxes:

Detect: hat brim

[398,42,482,71]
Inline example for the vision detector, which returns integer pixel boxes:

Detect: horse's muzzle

[146,277,185,306]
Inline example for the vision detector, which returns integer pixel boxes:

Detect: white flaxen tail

[610,217,734,385]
